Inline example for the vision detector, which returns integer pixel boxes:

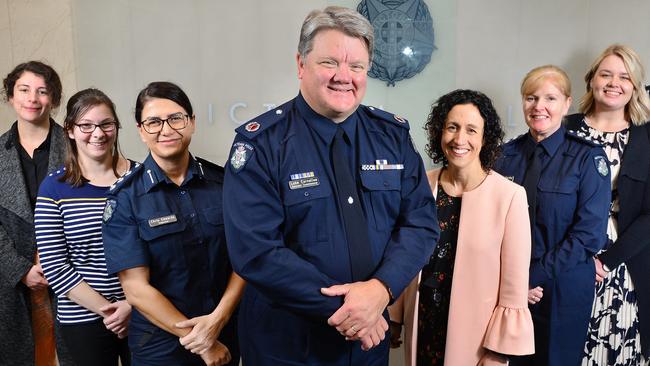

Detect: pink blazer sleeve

[482,185,535,355]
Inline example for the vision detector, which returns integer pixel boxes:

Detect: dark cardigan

[565,113,650,357]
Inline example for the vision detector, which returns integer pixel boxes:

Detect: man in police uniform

[223,6,439,366]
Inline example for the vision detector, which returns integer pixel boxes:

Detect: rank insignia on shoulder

[394,115,406,124]
[594,156,609,177]
[229,142,254,172]
[361,159,404,171]
[245,121,260,132]
[103,199,117,223]
[288,171,320,190]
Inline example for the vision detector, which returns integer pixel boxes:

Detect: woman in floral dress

[565,44,650,366]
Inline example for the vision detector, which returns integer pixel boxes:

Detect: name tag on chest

[289,177,320,190]
[148,214,178,227]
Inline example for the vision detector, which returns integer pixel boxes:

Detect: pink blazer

[389,169,535,366]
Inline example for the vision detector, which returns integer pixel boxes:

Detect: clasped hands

[175,312,231,366]
[321,278,390,351]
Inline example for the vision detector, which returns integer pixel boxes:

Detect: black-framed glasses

[140,113,189,134]
[75,122,117,133]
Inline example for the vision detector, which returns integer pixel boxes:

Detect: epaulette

[47,166,66,178]
[362,105,410,129]
[194,156,224,181]
[235,100,294,140]
[565,128,602,148]
[108,162,143,193]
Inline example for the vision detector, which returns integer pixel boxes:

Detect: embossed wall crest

[358,0,436,86]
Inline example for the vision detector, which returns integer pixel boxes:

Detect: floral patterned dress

[576,119,648,366]
[417,183,461,365]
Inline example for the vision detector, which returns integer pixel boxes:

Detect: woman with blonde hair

[494,65,611,366]
[565,44,650,365]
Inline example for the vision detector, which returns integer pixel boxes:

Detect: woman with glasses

[34,88,133,366]
[102,81,244,366]
[0,61,74,366]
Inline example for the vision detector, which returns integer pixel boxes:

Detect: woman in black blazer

[565,44,650,365]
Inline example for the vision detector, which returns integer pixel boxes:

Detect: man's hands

[321,278,391,351]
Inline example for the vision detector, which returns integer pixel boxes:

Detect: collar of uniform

[6,119,54,150]
[141,153,204,192]
[527,125,565,157]
[295,92,358,145]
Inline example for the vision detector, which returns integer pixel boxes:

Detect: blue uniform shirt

[493,126,610,365]
[223,94,438,364]
[102,154,236,365]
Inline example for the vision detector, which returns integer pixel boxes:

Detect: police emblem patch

[357,0,436,86]
[245,122,260,132]
[103,199,117,222]
[230,142,254,172]
[594,156,609,177]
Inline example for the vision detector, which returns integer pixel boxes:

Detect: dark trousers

[59,319,130,366]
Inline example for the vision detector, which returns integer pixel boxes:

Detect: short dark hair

[135,81,193,123]
[61,88,122,187]
[424,89,504,171]
[3,61,63,108]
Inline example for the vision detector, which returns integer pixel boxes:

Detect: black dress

[417,183,462,365]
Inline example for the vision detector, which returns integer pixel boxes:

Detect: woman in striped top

[35,88,133,366]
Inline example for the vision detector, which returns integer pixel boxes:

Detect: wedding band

[350,325,358,334]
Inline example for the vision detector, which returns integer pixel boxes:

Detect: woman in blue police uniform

[494,65,611,366]
[102,82,244,366]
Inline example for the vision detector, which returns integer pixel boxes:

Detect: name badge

[148,214,178,227]
[289,177,320,190]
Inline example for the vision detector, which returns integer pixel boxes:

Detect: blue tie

[523,145,543,245]
[331,127,374,281]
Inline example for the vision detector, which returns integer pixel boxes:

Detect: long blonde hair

[579,44,650,125]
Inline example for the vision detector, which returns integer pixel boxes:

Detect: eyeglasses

[75,122,117,133]
[140,113,189,134]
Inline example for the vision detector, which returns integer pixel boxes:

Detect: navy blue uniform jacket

[102,155,238,366]
[223,94,439,365]
[494,126,610,366]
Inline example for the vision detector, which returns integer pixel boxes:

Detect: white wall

[456,0,650,138]
[0,0,456,167]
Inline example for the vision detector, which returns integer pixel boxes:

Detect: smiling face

[441,104,485,172]
[590,54,634,113]
[9,71,53,126]
[523,79,572,141]
[68,103,117,162]
[138,97,195,163]
[297,29,369,122]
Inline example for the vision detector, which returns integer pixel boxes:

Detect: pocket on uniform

[360,171,401,230]
[201,206,224,225]
[138,216,187,269]
[282,184,332,243]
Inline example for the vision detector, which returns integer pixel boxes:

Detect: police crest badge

[103,199,117,223]
[230,142,254,172]
[594,156,609,177]
[357,0,436,86]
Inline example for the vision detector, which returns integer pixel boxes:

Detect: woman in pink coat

[389,89,535,365]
